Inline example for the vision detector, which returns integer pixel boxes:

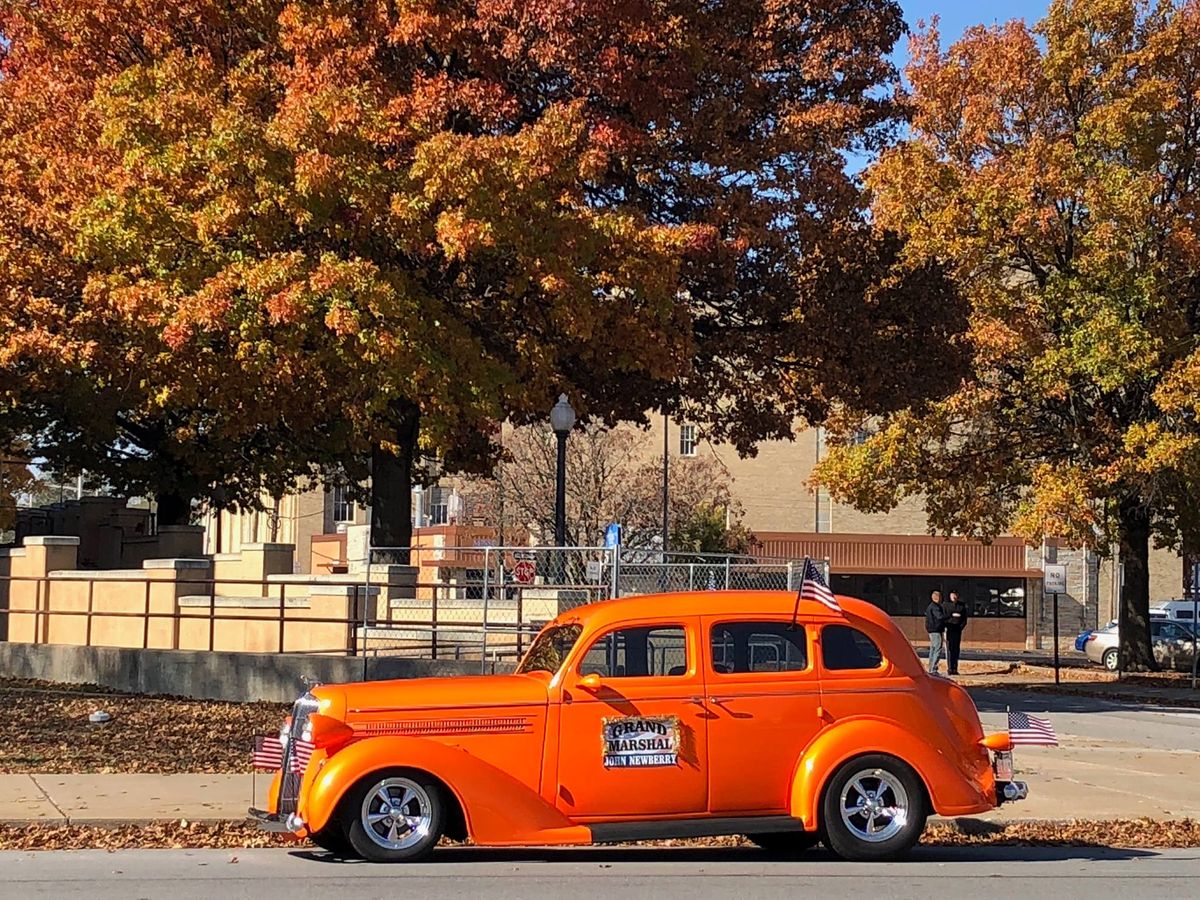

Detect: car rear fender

[300,736,590,846]
[788,717,992,829]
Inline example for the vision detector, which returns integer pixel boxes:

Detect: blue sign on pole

[604,523,622,548]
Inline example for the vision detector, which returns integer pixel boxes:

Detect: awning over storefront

[754,532,1042,579]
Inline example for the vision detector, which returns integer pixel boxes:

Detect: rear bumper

[995,780,1029,804]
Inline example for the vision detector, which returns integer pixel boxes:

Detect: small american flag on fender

[291,738,316,773]
[252,735,283,771]
[1008,710,1058,746]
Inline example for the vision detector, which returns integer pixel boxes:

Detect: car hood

[311,672,550,722]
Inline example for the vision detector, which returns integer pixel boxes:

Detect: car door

[554,617,708,819]
[702,616,823,814]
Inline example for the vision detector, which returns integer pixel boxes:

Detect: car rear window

[821,625,884,671]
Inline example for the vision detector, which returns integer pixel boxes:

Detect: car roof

[558,590,895,633]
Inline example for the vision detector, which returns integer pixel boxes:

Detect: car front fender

[788,717,994,829]
[299,736,591,846]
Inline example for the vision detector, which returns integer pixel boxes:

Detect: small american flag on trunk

[1008,710,1058,746]
[252,735,284,771]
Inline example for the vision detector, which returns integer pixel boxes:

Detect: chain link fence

[361,545,617,670]
[357,545,822,672]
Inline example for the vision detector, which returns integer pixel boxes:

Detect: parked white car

[1082,620,1197,671]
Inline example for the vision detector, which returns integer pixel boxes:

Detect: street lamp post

[549,394,576,549]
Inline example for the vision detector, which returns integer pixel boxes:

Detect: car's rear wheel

[821,754,926,862]
[344,770,444,863]
[1103,647,1119,670]
[745,831,819,854]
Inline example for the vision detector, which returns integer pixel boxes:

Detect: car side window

[822,624,884,671]
[710,621,808,674]
[579,625,687,678]
[1158,622,1188,641]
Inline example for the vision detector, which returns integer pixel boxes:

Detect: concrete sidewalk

[0,773,261,825]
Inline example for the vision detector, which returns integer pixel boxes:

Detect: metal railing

[0,546,815,675]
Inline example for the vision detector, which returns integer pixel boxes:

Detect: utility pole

[661,412,669,553]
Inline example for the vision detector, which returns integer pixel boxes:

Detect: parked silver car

[1083,620,1197,670]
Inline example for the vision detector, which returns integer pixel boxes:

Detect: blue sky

[897,0,1051,61]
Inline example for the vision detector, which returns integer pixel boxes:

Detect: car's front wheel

[745,831,819,854]
[1103,647,1119,670]
[344,770,445,863]
[308,821,359,858]
[821,754,926,862]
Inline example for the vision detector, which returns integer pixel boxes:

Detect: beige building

[200,418,1187,650]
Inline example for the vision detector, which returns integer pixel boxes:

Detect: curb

[0,815,1181,829]
[0,817,243,828]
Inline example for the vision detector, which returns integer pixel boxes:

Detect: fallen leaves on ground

[0,819,1196,851]
[0,679,287,774]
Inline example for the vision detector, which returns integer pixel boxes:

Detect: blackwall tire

[309,822,359,858]
[745,831,820,854]
[345,770,445,863]
[1103,648,1119,671]
[821,754,927,862]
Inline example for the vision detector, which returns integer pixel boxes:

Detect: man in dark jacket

[925,591,947,674]
[945,591,970,675]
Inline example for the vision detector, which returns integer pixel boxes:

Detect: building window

[332,485,355,524]
[679,424,697,457]
[428,488,450,526]
[828,573,1027,618]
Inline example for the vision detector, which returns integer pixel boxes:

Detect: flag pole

[789,557,810,630]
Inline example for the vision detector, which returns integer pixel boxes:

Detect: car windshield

[516,623,583,674]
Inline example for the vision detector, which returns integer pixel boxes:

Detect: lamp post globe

[550,394,575,549]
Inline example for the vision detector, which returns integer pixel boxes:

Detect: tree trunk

[370,400,420,564]
[1117,496,1155,672]
[156,490,192,527]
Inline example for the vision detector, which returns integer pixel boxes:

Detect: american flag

[291,738,316,773]
[1008,710,1058,746]
[252,735,283,771]
[799,558,841,612]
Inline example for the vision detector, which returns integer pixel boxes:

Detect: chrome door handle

[688,696,705,705]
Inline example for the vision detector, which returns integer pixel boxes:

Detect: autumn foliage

[815,0,1200,669]
[0,0,950,549]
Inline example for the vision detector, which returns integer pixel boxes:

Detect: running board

[589,815,804,844]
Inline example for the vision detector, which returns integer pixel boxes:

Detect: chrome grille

[277,692,319,817]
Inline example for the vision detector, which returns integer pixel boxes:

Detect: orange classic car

[250,590,1027,861]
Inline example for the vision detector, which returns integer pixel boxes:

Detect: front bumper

[248,806,305,833]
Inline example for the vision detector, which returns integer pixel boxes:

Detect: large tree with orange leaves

[815,0,1200,669]
[1,1,955,551]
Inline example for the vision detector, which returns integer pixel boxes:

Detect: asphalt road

[2,846,1197,899]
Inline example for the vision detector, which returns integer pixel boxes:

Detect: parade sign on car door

[602,716,680,767]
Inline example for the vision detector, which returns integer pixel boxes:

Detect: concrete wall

[0,535,418,655]
[0,642,500,703]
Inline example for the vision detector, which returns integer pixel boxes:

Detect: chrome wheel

[838,768,909,844]
[359,777,433,851]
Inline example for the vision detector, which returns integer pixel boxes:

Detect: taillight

[1086,634,1098,642]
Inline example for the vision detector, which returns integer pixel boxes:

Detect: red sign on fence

[513,559,536,584]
